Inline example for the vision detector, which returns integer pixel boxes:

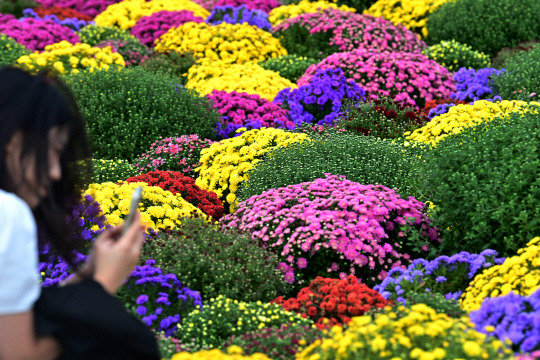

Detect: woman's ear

[5,131,23,155]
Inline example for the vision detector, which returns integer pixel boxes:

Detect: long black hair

[0,66,92,266]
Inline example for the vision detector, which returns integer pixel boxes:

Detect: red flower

[34,6,93,21]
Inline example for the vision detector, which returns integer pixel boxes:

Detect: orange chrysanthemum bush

[272,275,390,329]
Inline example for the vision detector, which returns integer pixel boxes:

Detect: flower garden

[2,0,540,358]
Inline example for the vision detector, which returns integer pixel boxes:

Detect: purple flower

[436,276,447,283]
[207,5,272,31]
[136,306,147,316]
[451,67,505,102]
[136,295,149,304]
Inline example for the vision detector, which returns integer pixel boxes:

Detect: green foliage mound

[66,67,219,160]
[92,158,140,183]
[77,25,136,46]
[140,50,196,85]
[141,217,289,303]
[492,44,540,101]
[426,0,540,56]
[422,40,491,72]
[0,34,31,66]
[258,54,318,83]
[0,0,37,17]
[237,133,424,202]
[420,109,540,257]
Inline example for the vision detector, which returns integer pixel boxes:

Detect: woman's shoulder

[0,189,35,231]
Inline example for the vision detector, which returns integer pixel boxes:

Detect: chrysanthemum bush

[206,90,294,139]
[171,348,271,360]
[298,49,455,108]
[297,304,512,360]
[426,0,540,56]
[155,22,286,65]
[224,324,322,360]
[224,174,440,288]
[77,25,135,46]
[130,10,205,48]
[186,61,296,101]
[141,217,287,302]
[258,55,317,83]
[450,67,503,102]
[96,38,152,66]
[0,34,31,66]
[22,8,91,32]
[422,40,491,73]
[83,181,205,230]
[268,0,355,26]
[0,13,16,24]
[214,0,281,13]
[194,127,307,212]
[273,9,426,60]
[92,158,140,183]
[492,41,539,70]
[366,0,449,38]
[125,171,224,219]
[33,5,93,21]
[207,5,272,31]
[176,295,313,350]
[418,111,540,257]
[470,288,540,353]
[134,135,215,177]
[35,0,122,18]
[338,97,427,139]
[117,259,203,336]
[420,98,467,118]
[273,275,390,329]
[492,45,540,101]
[0,0,37,18]
[274,68,365,126]
[236,134,425,204]
[461,237,540,313]
[374,250,503,303]
[0,17,79,52]
[16,41,125,75]
[66,66,220,160]
[140,50,196,83]
[406,100,539,146]
[94,0,209,30]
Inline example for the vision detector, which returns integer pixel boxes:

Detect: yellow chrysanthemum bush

[186,60,296,101]
[269,0,355,26]
[15,41,125,75]
[155,22,287,65]
[83,181,205,230]
[195,128,307,212]
[365,0,450,38]
[406,100,540,146]
[297,304,512,360]
[461,237,540,313]
[94,0,209,30]
[171,348,270,360]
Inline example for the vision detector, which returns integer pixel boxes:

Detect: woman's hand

[92,212,145,295]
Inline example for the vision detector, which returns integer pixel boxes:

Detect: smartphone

[122,187,143,236]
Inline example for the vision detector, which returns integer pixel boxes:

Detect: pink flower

[297,258,308,269]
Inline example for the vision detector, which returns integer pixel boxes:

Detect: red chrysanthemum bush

[125,170,224,220]
[420,98,467,118]
[34,6,93,21]
[35,0,123,18]
[272,275,390,329]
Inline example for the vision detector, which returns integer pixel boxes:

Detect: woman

[0,67,159,359]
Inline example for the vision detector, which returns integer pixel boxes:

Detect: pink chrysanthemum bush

[221,174,441,288]
[214,0,282,13]
[35,0,123,18]
[130,10,205,47]
[0,18,79,52]
[0,14,16,24]
[206,90,294,139]
[298,49,455,107]
[273,9,426,60]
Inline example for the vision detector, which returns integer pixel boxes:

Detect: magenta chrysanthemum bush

[273,9,426,56]
[214,0,282,13]
[298,49,455,107]
[35,0,123,18]
[191,0,220,11]
[0,14,16,25]
[0,18,79,52]
[206,90,294,139]
[221,174,440,286]
[130,10,205,47]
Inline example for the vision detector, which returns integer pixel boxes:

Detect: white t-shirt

[0,189,40,315]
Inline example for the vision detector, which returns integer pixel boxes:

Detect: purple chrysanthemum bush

[298,49,455,107]
[206,90,294,139]
[214,0,281,13]
[130,10,205,47]
[273,8,426,57]
[221,174,441,287]
[0,18,79,52]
